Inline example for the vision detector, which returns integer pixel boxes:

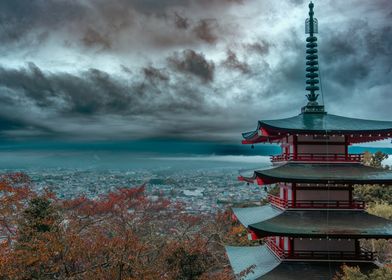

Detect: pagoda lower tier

[227,205,391,279]
[225,245,378,280]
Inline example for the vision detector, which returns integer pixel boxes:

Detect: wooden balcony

[265,237,285,258]
[268,194,365,210]
[270,153,363,163]
[265,238,374,261]
[285,250,374,261]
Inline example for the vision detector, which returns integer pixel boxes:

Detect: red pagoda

[226,2,392,279]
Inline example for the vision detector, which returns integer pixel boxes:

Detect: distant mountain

[0,139,280,156]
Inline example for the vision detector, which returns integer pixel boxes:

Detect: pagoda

[225,2,392,279]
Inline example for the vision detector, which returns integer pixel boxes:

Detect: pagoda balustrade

[265,237,285,258]
[270,153,363,163]
[268,194,365,210]
[265,237,374,261]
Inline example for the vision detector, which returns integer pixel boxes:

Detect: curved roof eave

[248,210,392,239]
[252,163,392,185]
[225,246,377,280]
[242,113,392,142]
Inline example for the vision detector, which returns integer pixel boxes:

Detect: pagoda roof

[260,261,377,280]
[248,210,392,239]
[225,245,377,280]
[243,113,392,144]
[232,205,283,227]
[241,163,392,185]
[225,245,280,280]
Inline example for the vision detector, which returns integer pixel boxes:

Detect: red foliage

[0,174,233,280]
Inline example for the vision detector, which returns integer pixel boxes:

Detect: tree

[0,173,34,242]
[165,239,211,280]
[369,266,392,279]
[333,265,368,280]
[360,203,392,263]
[334,265,392,280]
[17,196,60,242]
[355,151,392,204]
[362,151,388,168]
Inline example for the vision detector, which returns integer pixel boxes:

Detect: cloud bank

[0,0,391,141]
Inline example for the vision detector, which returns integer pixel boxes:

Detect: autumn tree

[355,151,392,204]
[0,174,234,280]
[334,265,392,280]
[0,173,34,243]
[362,151,389,168]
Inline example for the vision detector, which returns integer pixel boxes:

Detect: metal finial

[304,1,321,110]
[306,2,318,35]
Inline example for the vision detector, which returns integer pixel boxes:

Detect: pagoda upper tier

[242,112,392,144]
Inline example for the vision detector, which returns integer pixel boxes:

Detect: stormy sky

[0,0,391,142]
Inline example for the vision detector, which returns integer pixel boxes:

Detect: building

[225,2,392,279]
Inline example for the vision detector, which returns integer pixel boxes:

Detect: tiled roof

[225,245,280,280]
[249,210,392,238]
[243,113,392,139]
[251,163,392,184]
[232,205,283,227]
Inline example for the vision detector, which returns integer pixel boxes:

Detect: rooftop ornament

[302,1,325,114]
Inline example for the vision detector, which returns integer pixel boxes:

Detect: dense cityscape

[11,166,268,213]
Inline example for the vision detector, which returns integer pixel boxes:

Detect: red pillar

[292,183,297,208]
[293,135,298,160]
[349,185,353,204]
[289,238,294,257]
[344,136,349,159]
[279,237,285,250]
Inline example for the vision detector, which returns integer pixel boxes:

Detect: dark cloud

[168,50,215,82]
[329,59,370,87]
[0,62,54,107]
[245,41,271,56]
[192,19,219,44]
[0,63,135,115]
[0,0,239,52]
[0,60,222,139]
[0,1,86,45]
[82,28,112,50]
[319,20,392,90]
[174,13,190,29]
[289,0,305,5]
[0,115,27,131]
[0,0,391,141]
[222,50,251,74]
[143,66,170,83]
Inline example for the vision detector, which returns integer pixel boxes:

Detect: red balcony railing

[265,237,285,258]
[265,237,374,261]
[284,250,374,261]
[270,153,363,163]
[267,194,288,209]
[268,194,365,210]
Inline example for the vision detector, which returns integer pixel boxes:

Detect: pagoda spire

[302,1,325,114]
